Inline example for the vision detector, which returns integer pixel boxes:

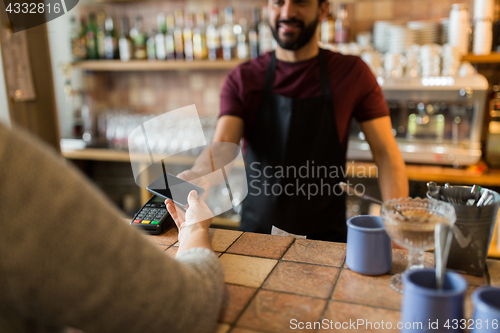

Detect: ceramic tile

[220,284,258,324]
[320,301,401,332]
[430,0,452,18]
[332,270,402,310]
[464,285,481,320]
[210,229,243,252]
[230,328,266,333]
[487,259,500,286]
[410,0,430,20]
[237,290,327,332]
[262,261,340,299]
[355,1,374,21]
[145,227,178,246]
[219,253,278,288]
[393,0,410,18]
[459,273,488,286]
[227,233,295,259]
[216,323,231,333]
[373,0,394,21]
[165,246,179,257]
[283,239,346,267]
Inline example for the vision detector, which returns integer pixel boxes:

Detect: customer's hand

[165,190,213,245]
[177,170,210,201]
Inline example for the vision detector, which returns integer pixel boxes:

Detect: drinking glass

[380,197,456,293]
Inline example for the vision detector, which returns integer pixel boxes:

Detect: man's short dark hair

[319,0,327,4]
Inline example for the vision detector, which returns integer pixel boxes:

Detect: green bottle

[86,12,98,60]
[96,12,106,59]
[147,28,156,60]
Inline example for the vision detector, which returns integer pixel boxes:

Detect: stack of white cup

[448,3,470,55]
[420,44,442,76]
[473,0,494,55]
[405,45,421,77]
[442,44,462,76]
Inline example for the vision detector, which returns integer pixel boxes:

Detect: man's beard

[271,17,319,51]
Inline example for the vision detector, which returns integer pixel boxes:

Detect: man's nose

[279,1,298,20]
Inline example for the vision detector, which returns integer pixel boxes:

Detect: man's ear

[318,1,330,22]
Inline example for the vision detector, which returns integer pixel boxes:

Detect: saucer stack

[440,18,449,44]
[373,21,392,52]
[407,20,439,45]
[388,25,415,53]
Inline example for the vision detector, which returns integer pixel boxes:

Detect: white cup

[473,20,493,55]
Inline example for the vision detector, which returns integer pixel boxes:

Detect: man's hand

[177,170,210,201]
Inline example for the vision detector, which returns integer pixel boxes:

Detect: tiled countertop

[147,227,500,333]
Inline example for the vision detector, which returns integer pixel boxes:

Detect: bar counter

[147,227,500,333]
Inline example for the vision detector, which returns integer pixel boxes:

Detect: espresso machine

[347,75,489,166]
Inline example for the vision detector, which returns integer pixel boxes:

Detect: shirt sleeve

[220,68,246,119]
[0,123,225,333]
[351,58,390,123]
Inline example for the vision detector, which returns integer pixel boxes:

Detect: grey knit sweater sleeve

[0,123,225,333]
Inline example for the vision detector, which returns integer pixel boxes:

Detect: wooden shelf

[462,52,500,64]
[62,148,196,164]
[71,59,243,71]
[62,148,500,186]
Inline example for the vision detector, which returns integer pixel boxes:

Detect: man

[181,0,408,241]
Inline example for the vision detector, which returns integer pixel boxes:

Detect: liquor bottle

[206,8,222,61]
[321,1,335,44]
[174,8,185,60]
[183,13,194,61]
[165,14,176,60]
[86,13,98,60]
[96,12,106,59]
[118,17,133,62]
[259,7,274,55]
[221,7,237,60]
[147,28,156,61]
[193,12,208,60]
[248,8,260,58]
[104,17,118,59]
[155,13,167,60]
[236,18,249,60]
[70,16,86,60]
[335,4,350,43]
[130,16,147,60]
[78,17,88,59]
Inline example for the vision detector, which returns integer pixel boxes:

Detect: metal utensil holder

[427,185,500,276]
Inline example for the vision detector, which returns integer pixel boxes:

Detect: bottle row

[70,7,276,62]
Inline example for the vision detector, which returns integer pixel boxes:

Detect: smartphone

[147,173,205,208]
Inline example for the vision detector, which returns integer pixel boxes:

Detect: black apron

[241,49,347,242]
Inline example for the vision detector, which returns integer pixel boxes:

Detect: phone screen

[147,173,205,206]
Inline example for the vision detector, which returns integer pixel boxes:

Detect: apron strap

[318,48,331,97]
[263,52,278,94]
[264,49,331,97]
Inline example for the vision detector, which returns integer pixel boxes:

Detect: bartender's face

[268,0,328,51]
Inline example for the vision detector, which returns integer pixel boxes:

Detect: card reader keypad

[133,202,168,225]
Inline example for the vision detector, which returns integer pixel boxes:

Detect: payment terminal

[130,195,174,235]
